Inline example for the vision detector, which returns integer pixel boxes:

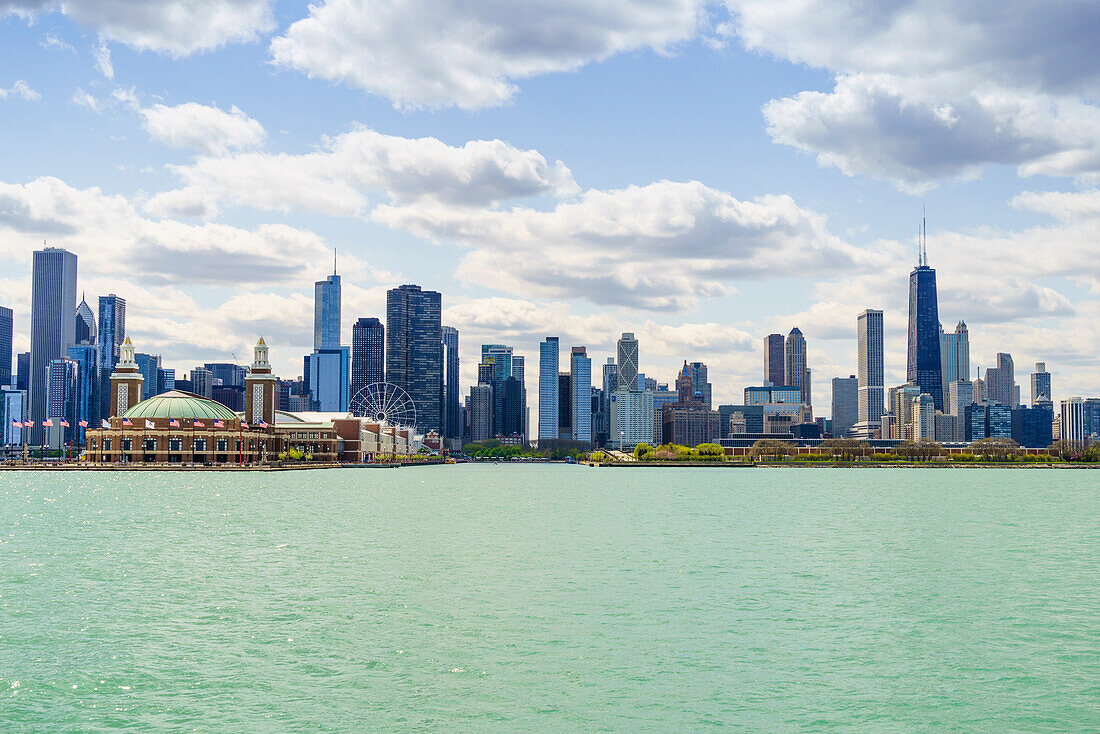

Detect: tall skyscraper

[309,347,350,412]
[1031,362,1051,406]
[441,325,460,440]
[67,344,98,445]
[948,379,974,417]
[617,333,639,392]
[30,247,78,444]
[511,354,526,440]
[784,327,808,403]
[855,309,885,436]
[97,294,126,423]
[469,383,493,442]
[16,352,29,393]
[985,353,1015,406]
[314,266,341,349]
[0,305,12,388]
[570,346,592,444]
[538,337,559,443]
[75,296,96,346]
[46,357,79,449]
[764,333,785,386]
[481,344,513,436]
[687,362,712,408]
[939,321,970,399]
[906,227,944,410]
[386,284,443,433]
[351,317,385,399]
[831,375,858,438]
[205,362,247,388]
[189,367,214,398]
[136,353,162,400]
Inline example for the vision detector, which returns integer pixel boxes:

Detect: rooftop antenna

[333,248,337,276]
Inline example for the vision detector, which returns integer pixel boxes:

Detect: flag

[259,420,267,428]
[145,420,155,429]
[240,421,249,429]
[101,419,110,429]
[122,419,132,426]
[214,420,225,428]
[194,420,205,428]
[79,420,88,428]
[43,419,53,428]
[24,421,34,427]
[170,419,180,428]
[60,420,70,428]
[11,420,18,429]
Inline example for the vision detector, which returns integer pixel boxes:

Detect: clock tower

[245,337,277,427]
[110,337,144,418]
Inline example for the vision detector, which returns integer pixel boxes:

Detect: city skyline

[0,3,1098,413]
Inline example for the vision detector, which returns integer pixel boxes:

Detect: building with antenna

[907,218,944,411]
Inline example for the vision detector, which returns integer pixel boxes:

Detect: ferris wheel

[350,382,417,428]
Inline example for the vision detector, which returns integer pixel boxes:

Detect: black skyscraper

[386,285,443,433]
[0,305,12,388]
[907,226,944,410]
[351,317,385,400]
[764,333,784,386]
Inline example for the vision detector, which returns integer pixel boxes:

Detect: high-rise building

[1,388,23,446]
[939,321,969,399]
[205,363,247,388]
[157,368,175,395]
[1059,398,1085,444]
[745,385,803,405]
[784,328,808,404]
[68,344,98,443]
[16,351,29,393]
[687,362,712,408]
[558,372,572,440]
[831,375,858,438]
[351,317,385,401]
[538,337,559,443]
[855,309,885,436]
[386,284,443,434]
[0,305,11,388]
[309,347,350,412]
[314,268,341,350]
[1030,362,1051,406]
[75,296,96,346]
[912,393,935,440]
[502,376,524,437]
[764,333,785,386]
[512,355,526,441]
[46,357,79,449]
[985,353,1015,406]
[1011,405,1053,448]
[97,294,126,425]
[906,243,944,410]
[609,389,655,449]
[617,333,639,393]
[189,367,214,398]
[948,379,974,417]
[570,347,591,444]
[30,247,78,444]
[137,353,163,400]
[469,383,493,442]
[441,325,460,440]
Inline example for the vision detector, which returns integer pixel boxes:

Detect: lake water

[1,465,1097,731]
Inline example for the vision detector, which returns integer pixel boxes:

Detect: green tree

[695,443,725,460]
[750,439,794,460]
[634,443,654,460]
[969,437,1019,461]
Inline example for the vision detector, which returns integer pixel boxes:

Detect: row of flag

[11,419,268,429]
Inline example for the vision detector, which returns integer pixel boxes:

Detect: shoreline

[584,461,1097,469]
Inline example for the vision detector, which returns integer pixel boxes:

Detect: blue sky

[1,0,1097,413]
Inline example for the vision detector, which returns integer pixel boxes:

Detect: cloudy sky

[1,0,1097,414]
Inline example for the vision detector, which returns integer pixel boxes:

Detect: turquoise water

[1,465,1097,732]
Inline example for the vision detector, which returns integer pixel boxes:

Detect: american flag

[214,420,225,428]
[101,419,110,429]
[60,420,70,428]
[259,420,267,428]
[194,420,205,428]
[241,421,250,429]
[79,420,88,428]
[11,420,18,429]
[170,419,180,428]
[43,419,53,428]
[24,420,34,427]
[122,419,132,426]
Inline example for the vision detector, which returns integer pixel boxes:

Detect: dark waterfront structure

[442,326,461,441]
[906,252,944,411]
[97,294,126,425]
[0,305,12,387]
[30,247,78,444]
[352,317,385,397]
[386,284,443,434]
[764,333,785,386]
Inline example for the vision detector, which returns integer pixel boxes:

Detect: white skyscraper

[853,309,884,438]
[617,333,639,393]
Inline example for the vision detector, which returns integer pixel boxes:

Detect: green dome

[122,390,239,421]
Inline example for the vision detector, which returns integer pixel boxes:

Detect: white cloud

[140,102,265,156]
[94,41,113,79]
[270,0,706,109]
[70,87,102,111]
[0,79,41,101]
[3,0,274,56]
[145,126,578,218]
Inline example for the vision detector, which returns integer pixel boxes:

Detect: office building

[75,297,96,346]
[481,344,514,436]
[570,347,591,444]
[687,361,712,408]
[948,379,974,417]
[46,357,79,449]
[0,305,11,388]
[831,375,858,438]
[617,333,639,393]
[784,327,809,404]
[314,267,341,350]
[97,294,126,425]
[985,353,1016,407]
[558,373,572,440]
[1059,398,1085,444]
[30,247,78,444]
[939,321,970,399]
[538,337,559,443]
[906,233,943,410]
[512,355,526,441]
[1031,363,1051,406]
[204,363,247,389]
[745,385,803,405]
[137,353,162,400]
[189,367,214,398]
[158,368,175,395]
[609,389,655,448]
[469,383,492,442]
[1012,405,1053,448]
[764,333,785,386]
[441,325,460,440]
[352,317,385,400]
[1,388,23,446]
[912,393,935,440]
[309,347,351,412]
[17,351,30,393]
[386,285,443,434]
[67,344,98,444]
[934,412,959,442]
[502,376,524,437]
[852,309,885,438]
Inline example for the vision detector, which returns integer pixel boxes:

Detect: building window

[143,438,156,452]
[235,439,242,451]
[89,438,97,450]
[194,438,207,452]
[216,438,228,452]
[169,438,182,452]
[103,438,112,451]
[121,438,132,452]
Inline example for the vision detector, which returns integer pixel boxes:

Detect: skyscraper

[97,294,126,424]
[985,353,1016,406]
[386,284,443,433]
[351,317,385,400]
[46,357,79,450]
[75,296,96,346]
[856,309,885,430]
[831,375,858,438]
[784,327,808,404]
[0,305,12,388]
[571,346,592,444]
[481,344,514,436]
[939,321,970,399]
[67,344,98,445]
[687,361,712,408]
[617,333,639,392]
[906,230,944,410]
[136,353,162,400]
[189,367,214,398]
[764,333,785,386]
[309,347,350,412]
[1031,362,1051,406]
[314,267,341,349]
[441,325,460,440]
[538,337,559,443]
[16,352,29,393]
[30,247,78,444]
[469,383,493,442]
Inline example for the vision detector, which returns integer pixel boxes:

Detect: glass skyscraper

[137,353,162,400]
[386,284,443,434]
[857,309,884,426]
[764,333,784,386]
[67,344,98,445]
[907,264,943,410]
[617,333,638,393]
[442,325,461,439]
[0,305,11,388]
[570,346,592,444]
[97,294,126,424]
[939,321,969,401]
[538,337,559,443]
[30,247,78,444]
[309,347,350,412]
[784,327,809,404]
[1031,363,1051,406]
[314,271,341,349]
[352,317,385,399]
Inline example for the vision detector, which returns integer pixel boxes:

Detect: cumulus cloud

[2,0,274,56]
[728,0,1100,187]
[269,0,706,109]
[140,102,265,156]
[0,79,41,101]
[145,127,578,218]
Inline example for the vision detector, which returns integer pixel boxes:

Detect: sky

[1,0,1098,418]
